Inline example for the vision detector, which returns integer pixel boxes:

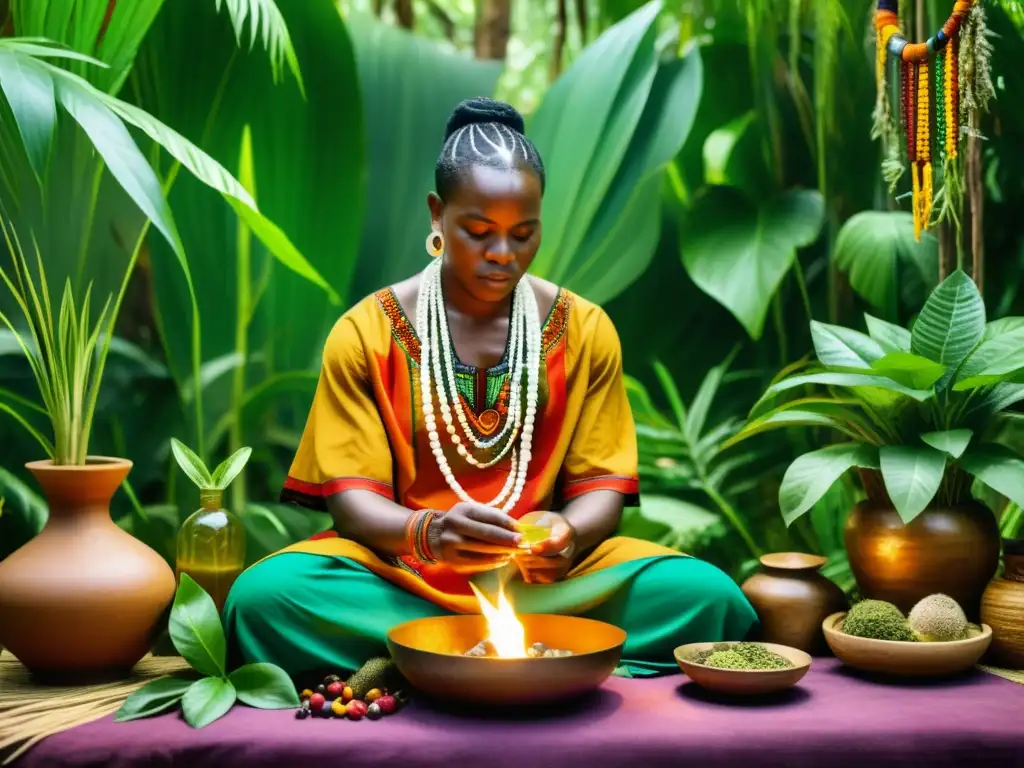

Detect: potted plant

[0,216,177,679]
[728,270,1024,618]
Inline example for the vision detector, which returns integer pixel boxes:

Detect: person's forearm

[327,490,417,558]
[560,490,624,554]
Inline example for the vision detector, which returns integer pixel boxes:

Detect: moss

[908,594,968,642]
[842,599,916,642]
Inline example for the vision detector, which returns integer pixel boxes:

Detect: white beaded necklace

[416,258,541,513]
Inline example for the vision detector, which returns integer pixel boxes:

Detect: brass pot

[980,539,1024,669]
[0,458,177,681]
[845,498,1000,620]
[740,552,847,655]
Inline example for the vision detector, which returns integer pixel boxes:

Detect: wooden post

[475,0,511,60]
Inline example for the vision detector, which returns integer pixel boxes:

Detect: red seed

[345,700,368,720]
[327,682,344,697]
[376,695,396,715]
[308,693,326,711]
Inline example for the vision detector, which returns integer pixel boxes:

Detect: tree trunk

[395,0,414,29]
[550,0,568,81]
[475,0,511,60]
[574,0,588,44]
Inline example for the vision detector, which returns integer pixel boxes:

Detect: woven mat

[0,650,190,765]
[978,664,1024,686]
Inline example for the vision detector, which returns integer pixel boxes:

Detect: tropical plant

[730,270,1024,529]
[171,438,251,495]
[114,573,299,727]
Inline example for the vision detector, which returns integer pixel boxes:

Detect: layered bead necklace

[416,257,541,513]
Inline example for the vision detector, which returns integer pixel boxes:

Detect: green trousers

[223,552,757,678]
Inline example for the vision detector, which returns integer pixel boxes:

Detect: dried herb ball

[842,599,916,642]
[908,594,969,642]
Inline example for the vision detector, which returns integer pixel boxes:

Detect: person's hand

[429,502,524,574]
[515,514,576,585]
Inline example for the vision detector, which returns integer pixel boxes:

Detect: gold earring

[426,231,443,258]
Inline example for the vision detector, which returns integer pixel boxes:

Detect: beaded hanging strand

[874,0,975,240]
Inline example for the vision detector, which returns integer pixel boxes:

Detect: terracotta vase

[740,552,848,654]
[980,539,1024,669]
[844,495,1001,620]
[0,457,177,681]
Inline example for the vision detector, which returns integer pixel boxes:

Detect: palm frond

[215,0,304,95]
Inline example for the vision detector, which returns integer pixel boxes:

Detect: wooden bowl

[386,614,625,706]
[822,612,993,677]
[673,642,811,695]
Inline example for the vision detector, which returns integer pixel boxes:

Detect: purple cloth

[17,659,1024,767]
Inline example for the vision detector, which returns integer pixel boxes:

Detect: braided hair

[434,97,546,201]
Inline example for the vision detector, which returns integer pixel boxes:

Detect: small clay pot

[845,497,1000,620]
[0,457,176,681]
[980,539,1024,669]
[740,552,847,655]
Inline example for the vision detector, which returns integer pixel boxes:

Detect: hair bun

[444,97,525,141]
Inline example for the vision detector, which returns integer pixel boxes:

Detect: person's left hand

[514,514,576,584]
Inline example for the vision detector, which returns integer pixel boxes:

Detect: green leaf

[959,444,1024,510]
[211,447,252,490]
[870,352,946,390]
[780,443,879,526]
[114,676,193,722]
[728,407,864,446]
[181,677,236,728]
[0,37,109,66]
[0,467,48,560]
[864,313,912,353]
[810,320,885,369]
[920,429,973,459]
[171,438,214,489]
[215,0,304,92]
[953,327,1024,390]
[240,503,332,564]
[0,51,55,180]
[910,270,985,371]
[983,317,1024,340]
[879,445,947,523]
[632,495,723,552]
[169,573,227,677]
[228,662,300,709]
[968,383,1024,420]
[757,371,933,413]
[834,211,938,312]
[682,187,825,339]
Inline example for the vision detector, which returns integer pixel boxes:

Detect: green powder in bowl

[692,642,794,670]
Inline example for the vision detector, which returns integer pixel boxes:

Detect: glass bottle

[175,488,246,613]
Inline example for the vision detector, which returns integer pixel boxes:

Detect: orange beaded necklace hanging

[875,0,974,240]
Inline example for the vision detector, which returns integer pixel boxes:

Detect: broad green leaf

[910,270,985,370]
[682,187,825,339]
[181,677,236,729]
[983,317,1024,340]
[0,51,55,179]
[529,0,661,278]
[870,352,946,390]
[211,447,252,490]
[229,662,300,709]
[114,676,193,722]
[879,445,947,523]
[953,327,1024,390]
[171,439,214,489]
[864,313,912,353]
[52,73,185,260]
[563,49,703,302]
[960,445,1024,511]
[810,320,885,369]
[702,111,762,190]
[780,443,879,525]
[169,573,227,677]
[920,429,973,459]
[834,211,938,312]
[757,371,933,412]
[968,383,1024,419]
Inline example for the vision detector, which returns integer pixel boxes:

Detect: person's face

[428,164,542,304]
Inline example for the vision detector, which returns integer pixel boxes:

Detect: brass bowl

[386,614,625,706]
[674,642,812,695]
[822,612,993,677]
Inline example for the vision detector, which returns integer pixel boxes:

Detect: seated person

[223,97,757,678]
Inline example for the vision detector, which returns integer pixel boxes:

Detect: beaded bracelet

[405,510,439,564]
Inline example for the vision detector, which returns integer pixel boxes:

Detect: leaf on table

[114,676,194,722]
[181,677,237,728]
[169,573,228,677]
[229,662,300,709]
